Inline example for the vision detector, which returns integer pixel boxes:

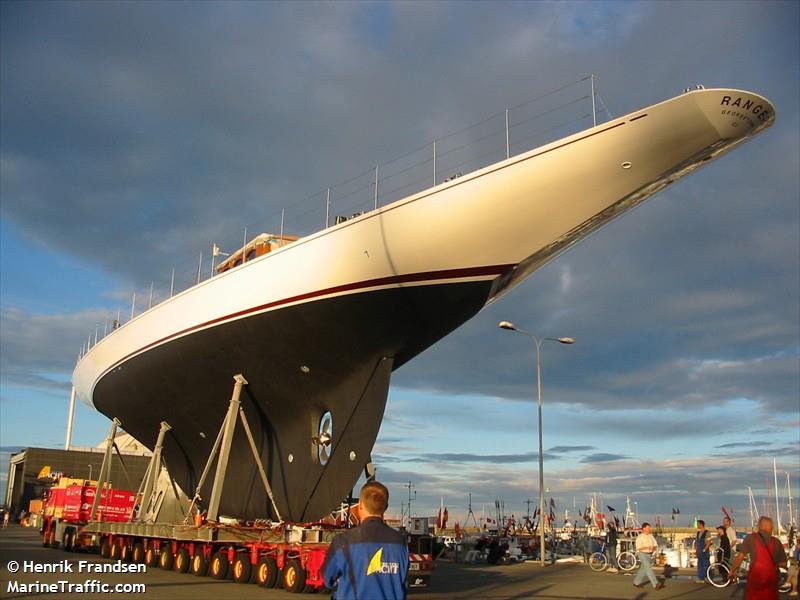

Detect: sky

[1,1,798,528]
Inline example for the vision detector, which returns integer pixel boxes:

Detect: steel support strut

[137,421,171,522]
[186,374,282,523]
[89,417,121,521]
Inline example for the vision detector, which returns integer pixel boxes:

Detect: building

[3,432,152,517]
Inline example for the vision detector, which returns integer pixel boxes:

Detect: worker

[323,481,409,600]
[729,516,787,600]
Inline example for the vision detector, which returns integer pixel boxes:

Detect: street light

[498,320,574,567]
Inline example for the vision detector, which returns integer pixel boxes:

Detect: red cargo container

[61,485,135,523]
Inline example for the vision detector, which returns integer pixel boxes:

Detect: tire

[109,540,122,560]
[144,547,159,568]
[50,527,60,550]
[191,553,208,577]
[63,529,75,552]
[706,563,730,588]
[131,543,145,564]
[100,539,111,558]
[210,552,229,580]
[588,552,608,572]
[159,548,174,570]
[617,551,637,572]
[175,548,191,573]
[232,555,252,583]
[282,558,307,593]
[255,556,278,587]
[120,543,132,562]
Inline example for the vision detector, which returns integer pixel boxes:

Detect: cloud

[580,453,630,463]
[548,445,595,453]
[0,306,118,394]
[714,441,771,449]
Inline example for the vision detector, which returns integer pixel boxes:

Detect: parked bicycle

[616,549,638,572]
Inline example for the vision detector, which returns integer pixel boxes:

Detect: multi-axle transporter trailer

[44,374,433,592]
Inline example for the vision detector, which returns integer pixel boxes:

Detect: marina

[2,2,798,599]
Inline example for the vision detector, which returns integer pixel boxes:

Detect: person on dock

[633,522,664,590]
[605,522,619,573]
[323,481,409,600]
[694,520,713,583]
[723,516,737,552]
[716,525,732,565]
[787,536,799,597]
[729,516,787,600]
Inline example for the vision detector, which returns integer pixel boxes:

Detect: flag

[607,505,616,512]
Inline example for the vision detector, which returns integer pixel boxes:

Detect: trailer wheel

[282,559,307,593]
[109,539,122,560]
[210,552,229,580]
[63,529,75,552]
[231,555,252,583]
[131,543,145,564]
[158,548,174,570]
[175,548,191,573]
[120,543,133,562]
[50,527,61,550]
[100,538,111,558]
[191,553,208,576]
[144,547,158,567]
[255,556,279,588]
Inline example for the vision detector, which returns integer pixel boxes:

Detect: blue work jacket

[323,517,409,600]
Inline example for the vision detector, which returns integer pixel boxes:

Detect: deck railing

[78,75,611,360]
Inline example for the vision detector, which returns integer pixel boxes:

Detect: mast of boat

[748,486,759,529]
[786,472,795,528]
[774,459,782,533]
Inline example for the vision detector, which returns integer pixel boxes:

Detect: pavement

[1,525,746,599]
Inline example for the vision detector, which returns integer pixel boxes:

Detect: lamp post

[498,320,574,567]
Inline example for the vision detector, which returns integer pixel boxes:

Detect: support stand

[185,374,282,523]
[135,421,171,522]
[89,418,121,521]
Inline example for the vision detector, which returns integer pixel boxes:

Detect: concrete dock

[1,525,743,599]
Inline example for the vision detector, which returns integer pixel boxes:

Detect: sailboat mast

[787,472,795,528]
[774,459,782,533]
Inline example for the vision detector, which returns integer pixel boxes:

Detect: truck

[41,381,434,593]
[40,477,136,551]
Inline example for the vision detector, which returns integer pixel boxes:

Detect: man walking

[694,520,713,583]
[729,516,787,600]
[633,522,664,590]
[323,481,409,600]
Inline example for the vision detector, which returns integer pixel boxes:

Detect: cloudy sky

[1,1,798,527]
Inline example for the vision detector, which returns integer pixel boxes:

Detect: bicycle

[588,542,610,572]
[707,557,792,593]
[617,550,638,572]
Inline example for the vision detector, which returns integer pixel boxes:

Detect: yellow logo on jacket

[367,548,400,575]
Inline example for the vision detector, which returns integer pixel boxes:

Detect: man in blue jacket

[323,481,409,600]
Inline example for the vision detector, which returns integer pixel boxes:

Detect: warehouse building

[3,432,151,517]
